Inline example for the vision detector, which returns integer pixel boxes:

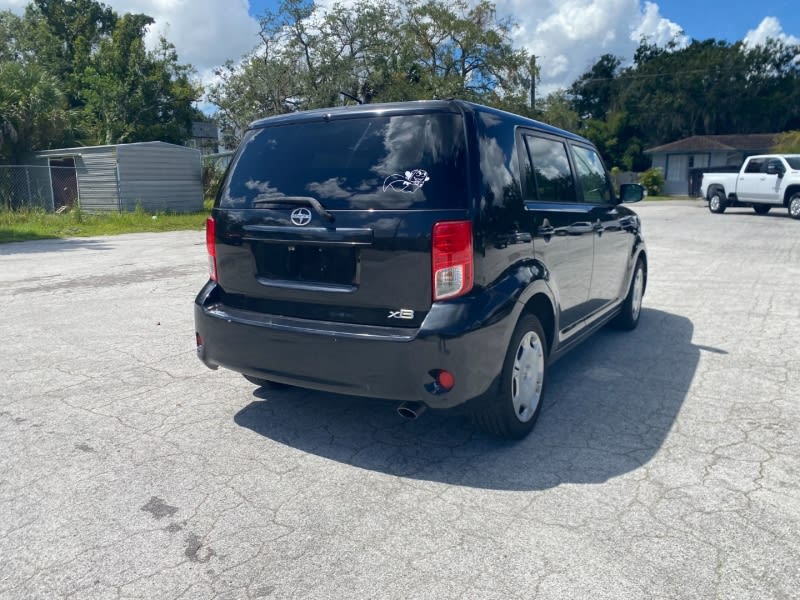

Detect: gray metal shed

[30,141,203,213]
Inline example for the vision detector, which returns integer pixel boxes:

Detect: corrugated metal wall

[117,143,202,213]
[33,146,120,212]
[33,142,202,213]
[74,149,120,211]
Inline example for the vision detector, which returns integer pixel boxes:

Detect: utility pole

[529,55,537,110]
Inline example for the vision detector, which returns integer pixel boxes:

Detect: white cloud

[496,0,688,96]
[744,16,800,48]
[0,0,261,75]
[104,0,261,73]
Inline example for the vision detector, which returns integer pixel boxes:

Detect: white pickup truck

[700,154,800,219]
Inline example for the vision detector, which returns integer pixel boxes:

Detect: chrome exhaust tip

[397,401,427,420]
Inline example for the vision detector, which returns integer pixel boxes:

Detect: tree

[565,36,800,169]
[210,0,532,145]
[773,131,800,153]
[0,61,69,162]
[79,14,201,145]
[537,90,579,131]
[568,54,621,120]
[22,0,116,108]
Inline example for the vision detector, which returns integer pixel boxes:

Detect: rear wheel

[753,204,771,215]
[789,193,800,220]
[243,374,290,390]
[708,188,726,213]
[472,314,547,439]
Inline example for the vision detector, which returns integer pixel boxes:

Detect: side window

[571,145,613,204]
[745,159,764,173]
[523,135,576,202]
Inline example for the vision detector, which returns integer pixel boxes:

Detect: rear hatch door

[213,107,470,328]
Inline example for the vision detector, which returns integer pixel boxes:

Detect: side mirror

[619,183,646,203]
[766,163,785,178]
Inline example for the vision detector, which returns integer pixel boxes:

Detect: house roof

[645,134,778,154]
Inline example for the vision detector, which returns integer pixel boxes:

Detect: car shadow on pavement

[234,308,712,491]
[0,236,115,254]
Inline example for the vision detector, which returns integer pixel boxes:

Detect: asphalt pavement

[1,200,799,599]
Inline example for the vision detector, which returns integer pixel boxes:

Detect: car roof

[247,100,589,145]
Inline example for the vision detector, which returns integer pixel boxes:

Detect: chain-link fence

[0,165,81,211]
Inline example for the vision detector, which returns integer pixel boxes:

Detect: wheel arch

[783,185,800,206]
[521,293,556,357]
[707,183,725,199]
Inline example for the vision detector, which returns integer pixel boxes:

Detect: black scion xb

[195,100,647,439]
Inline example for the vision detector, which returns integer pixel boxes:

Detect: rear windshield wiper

[252,196,335,223]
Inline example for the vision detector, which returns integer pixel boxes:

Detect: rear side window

[220,113,467,210]
[571,145,613,204]
[522,135,577,202]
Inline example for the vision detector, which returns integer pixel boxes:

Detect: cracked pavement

[1,201,799,599]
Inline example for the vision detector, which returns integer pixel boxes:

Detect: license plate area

[254,243,358,287]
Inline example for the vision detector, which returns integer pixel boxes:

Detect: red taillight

[432,220,473,301]
[206,217,217,282]
[436,370,455,391]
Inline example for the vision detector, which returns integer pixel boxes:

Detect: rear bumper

[194,282,516,409]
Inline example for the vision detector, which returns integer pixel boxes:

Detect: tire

[611,258,645,331]
[753,205,771,215]
[708,188,726,214]
[243,374,290,390]
[789,193,800,220]
[472,314,547,439]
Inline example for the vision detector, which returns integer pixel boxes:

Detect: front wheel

[789,193,800,220]
[472,314,547,439]
[611,258,645,330]
[708,188,726,213]
[753,205,771,215]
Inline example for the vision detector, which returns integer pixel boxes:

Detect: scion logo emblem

[290,207,312,226]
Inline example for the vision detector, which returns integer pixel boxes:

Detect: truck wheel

[708,188,726,214]
[611,258,645,331]
[472,314,547,439]
[789,193,800,220]
[753,205,770,215]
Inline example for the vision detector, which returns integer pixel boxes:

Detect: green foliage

[202,163,224,201]
[78,16,202,145]
[639,167,665,196]
[210,0,532,146]
[0,205,209,243]
[537,90,579,131]
[570,38,800,169]
[0,61,70,162]
[0,0,200,155]
[773,131,800,153]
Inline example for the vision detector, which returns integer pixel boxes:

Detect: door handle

[538,225,555,236]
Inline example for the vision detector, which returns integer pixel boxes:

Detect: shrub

[202,164,224,201]
[639,167,665,196]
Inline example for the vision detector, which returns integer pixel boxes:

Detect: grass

[0,201,212,244]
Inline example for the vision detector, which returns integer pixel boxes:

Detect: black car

[195,100,647,439]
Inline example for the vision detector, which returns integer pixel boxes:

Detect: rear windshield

[220,113,467,210]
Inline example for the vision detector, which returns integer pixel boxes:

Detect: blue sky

[656,0,798,42]
[245,0,799,45]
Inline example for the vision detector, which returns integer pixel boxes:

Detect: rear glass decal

[383,169,430,193]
